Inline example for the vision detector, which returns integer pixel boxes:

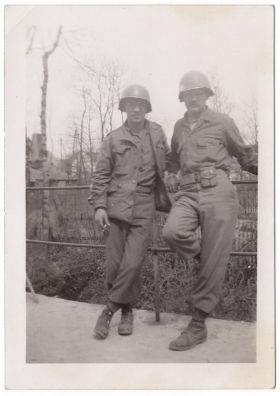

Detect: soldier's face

[182,89,208,113]
[124,99,147,124]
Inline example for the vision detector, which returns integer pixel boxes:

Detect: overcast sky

[22,5,273,157]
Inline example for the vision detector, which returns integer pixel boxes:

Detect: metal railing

[26,179,257,191]
[26,181,257,321]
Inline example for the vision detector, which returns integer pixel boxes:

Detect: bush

[26,244,256,322]
[26,186,257,322]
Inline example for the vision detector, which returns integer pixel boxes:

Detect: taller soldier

[163,71,258,351]
[88,85,171,339]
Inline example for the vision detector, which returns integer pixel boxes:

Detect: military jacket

[167,106,258,176]
[88,120,172,223]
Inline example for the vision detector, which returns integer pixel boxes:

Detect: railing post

[153,213,160,322]
[42,186,50,240]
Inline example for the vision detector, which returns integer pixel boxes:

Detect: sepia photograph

[5,3,275,390]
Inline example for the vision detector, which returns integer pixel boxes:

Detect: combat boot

[118,306,133,336]
[169,319,207,351]
[94,308,114,339]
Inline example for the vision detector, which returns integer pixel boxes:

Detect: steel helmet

[178,71,214,102]
[119,84,152,113]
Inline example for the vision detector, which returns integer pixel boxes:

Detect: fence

[26,181,257,321]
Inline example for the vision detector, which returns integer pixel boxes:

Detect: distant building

[27,133,78,186]
[29,165,78,187]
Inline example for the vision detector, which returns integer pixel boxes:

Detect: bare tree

[77,86,89,184]
[58,32,126,140]
[64,116,80,178]
[242,98,258,151]
[29,28,126,183]
[25,26,37,189]
[208,69,235,116]
[25,132,32,186]
[40,26,62,240]
[81,59,126,140]
[26,26,36,55]
[63,102,98,182]
[83,106,99,179]
[40,26,62,159]
[62,58,126,183]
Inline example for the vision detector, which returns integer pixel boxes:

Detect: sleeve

[224,118,258,175]
[166,125,181,175]
[88,135,113,209]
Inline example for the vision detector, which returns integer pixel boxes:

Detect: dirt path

[26,293,256,363]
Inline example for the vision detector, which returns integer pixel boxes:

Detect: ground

[26,293,256,363]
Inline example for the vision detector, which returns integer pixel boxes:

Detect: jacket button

[210,170,213,174]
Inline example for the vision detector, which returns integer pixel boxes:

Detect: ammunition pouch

[199,167,218,188]
[180,167,228,189]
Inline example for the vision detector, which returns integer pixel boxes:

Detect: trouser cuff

[193,308,208,322]
[107,301,122,313]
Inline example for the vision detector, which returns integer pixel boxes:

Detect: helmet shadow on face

[124,99,148,124]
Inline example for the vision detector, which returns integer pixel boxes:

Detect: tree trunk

[79,106,88,184]
[40,26,62,240]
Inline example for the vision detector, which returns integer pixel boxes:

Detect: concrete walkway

[26,293,256,363]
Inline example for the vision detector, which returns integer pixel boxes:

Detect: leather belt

[136,185,154,194]
[180,168,228,188]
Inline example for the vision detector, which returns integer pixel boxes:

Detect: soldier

[88,84,171,339]
[163,71,258,351]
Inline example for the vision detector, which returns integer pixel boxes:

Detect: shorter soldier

[89,85,171,339]
[163,71,258,351]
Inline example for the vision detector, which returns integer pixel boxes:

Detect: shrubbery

[26,244,256,322]
[26,186,257,322]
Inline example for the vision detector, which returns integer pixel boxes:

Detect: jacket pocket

[196,138,220,162]
[113,145,133,175]
[197,138,219,148]
[107,184,119,194]
[106,184,119,212]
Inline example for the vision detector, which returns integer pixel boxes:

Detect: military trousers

[162,176,238,314]
[105,192,155,305]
